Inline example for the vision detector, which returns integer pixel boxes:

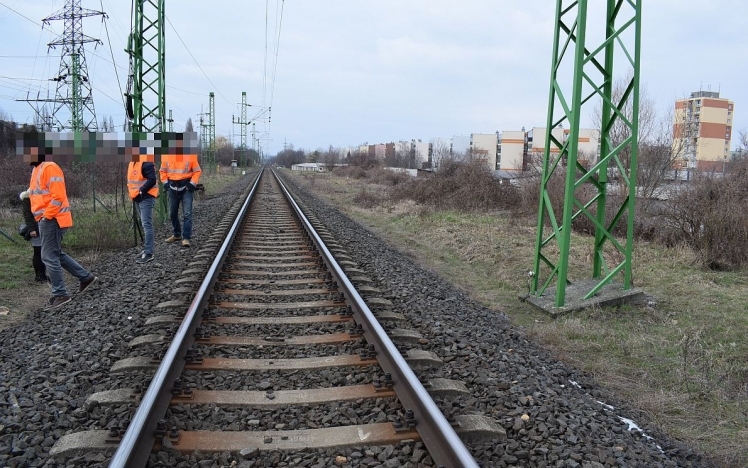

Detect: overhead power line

[165,14,233,108]
[0,2,42,27]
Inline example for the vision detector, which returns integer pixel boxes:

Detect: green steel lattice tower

[200,92,216,167]
[232,91,249,166]
[126,0,166,132]
[41,0,106,131]
[125,0,166,223]
[531,0,643,307]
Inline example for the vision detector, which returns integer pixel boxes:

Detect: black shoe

[35,276,48,283]
[45,295,72,310]
[79,275,97,293]
[136,253,154,264]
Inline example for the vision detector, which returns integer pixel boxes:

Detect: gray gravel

[0,168,712,467]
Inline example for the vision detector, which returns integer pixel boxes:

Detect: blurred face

[23,147,40,165]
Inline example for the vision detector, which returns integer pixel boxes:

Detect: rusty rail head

[272,170,479,468]
[109,169,264,468]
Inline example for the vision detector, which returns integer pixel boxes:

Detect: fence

[0,157,142,251]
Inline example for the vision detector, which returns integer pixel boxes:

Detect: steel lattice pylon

[200,92,216,166]
[531,0,643,307]
[232,91,248,166]
[40,0,105,131]
[126,0,165,132]
[240,91,247,166]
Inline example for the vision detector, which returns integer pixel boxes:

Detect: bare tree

[636,106,687,207]
[322,145,340,171]
[214,135,235,166]
[592,74,658,173]
[185,118,194,133]
[272,145,305,167]
[431,140,451,169]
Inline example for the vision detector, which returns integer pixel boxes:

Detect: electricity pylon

[232,91,249,166]
[126,0,165,132]
[125,0,166,224]
[22,0,105,131]
[530,0,643,307]
[199,92,216,167]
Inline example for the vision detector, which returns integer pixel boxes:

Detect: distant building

[374,144,386,159]
[498,130,526,172]
[451,135,470,156]
[470,133,499,170]
[527,127,600,165]
[413,140,430,167]
[674,90,734,172]
[291,163,326,172]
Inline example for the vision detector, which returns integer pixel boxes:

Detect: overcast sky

[1,1,746,155]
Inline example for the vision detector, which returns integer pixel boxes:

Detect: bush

[352,187,385,208]
[391,160,519,211]
[333,166,367,179]
[367,168,410,186]
[655,161,748,270]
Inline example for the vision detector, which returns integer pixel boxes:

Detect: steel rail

[109,169,264,468]
[273,170,479,468]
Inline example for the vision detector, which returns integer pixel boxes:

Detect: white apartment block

[470,133,499,170]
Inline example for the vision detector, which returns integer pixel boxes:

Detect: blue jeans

[168,187,194,240]
[39,218,91,297]
[137,197,156,255]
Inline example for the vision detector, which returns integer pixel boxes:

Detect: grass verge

[0,171,249,330]
[285,169,748,468]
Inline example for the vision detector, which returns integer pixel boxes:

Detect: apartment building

[498,130,526,172]
[674,91,734,172]
[470,133,499,170]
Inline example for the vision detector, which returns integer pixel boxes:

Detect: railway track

[50,169,502,467]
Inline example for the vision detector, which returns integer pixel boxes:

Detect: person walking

[27,152,97,310]
[160,139,202,248]
[19,189,47,282]
[128,152,159,264]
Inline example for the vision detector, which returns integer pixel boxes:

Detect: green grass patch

[0,231,35,290]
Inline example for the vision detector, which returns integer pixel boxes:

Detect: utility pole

[252,122,257,158]
[167,109,173,132]
[20,0,105,131]
[232,91,249,166]
[199,92,216,168]
[530,0,642,307]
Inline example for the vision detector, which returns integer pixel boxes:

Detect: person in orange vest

[26,148,97,310]
[159,136,202,247]
[128,148,159,263]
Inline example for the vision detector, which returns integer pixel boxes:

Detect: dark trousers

[32,245,47,281]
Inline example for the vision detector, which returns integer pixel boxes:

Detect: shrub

[655,161,748,270]
[333,166,367,179]
[391,160,519,211]
[352,187,385,208]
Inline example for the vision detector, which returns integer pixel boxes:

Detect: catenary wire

[165,14,233,108]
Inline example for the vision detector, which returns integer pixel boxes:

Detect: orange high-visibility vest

[159,154,202,184]
[127,161,159,200]
[28,162,73,227]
